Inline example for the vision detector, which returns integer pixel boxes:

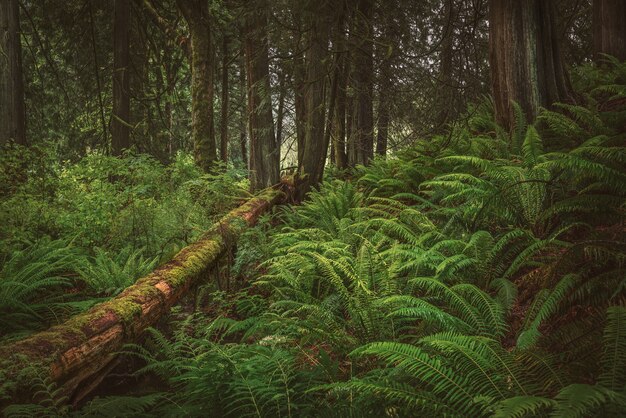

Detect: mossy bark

[177,0,217,172]
[0,188,285,406]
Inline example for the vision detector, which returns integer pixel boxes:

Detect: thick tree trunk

[593,0,626,62]
[0,0,26,146]
[177,0,217,172]
[243,2,280,191]
[489,0,571,132]
[0,188,288,407]
[112,0,131,156]
[220,35,230,164]
[352,0,374,165]
[297,14,330,198]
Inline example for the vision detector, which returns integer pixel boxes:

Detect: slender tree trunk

[243,2,279,190]
[333,8,348,169]
[0,0,26,145]
[89,1,108,151]
[346,85,357,166]
[593,0,626,62]
[112,0,131,155]
[333,58,348,168]
[290,7,308,169]
[435,0,455,131]
[177,0,217,172]
[375,95,389,156]
[239,51,247,168]
[375,5,394,157]
[276,71,286,149]
[489,0,571,132]
[353,0,374,165]
[220,35,229,164]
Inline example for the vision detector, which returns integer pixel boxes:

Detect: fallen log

[0,187,286,405]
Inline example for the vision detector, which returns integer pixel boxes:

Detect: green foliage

[4,62,626,416]
[0,151,247,338]
[75,246,159,296]
[0,239,76,335]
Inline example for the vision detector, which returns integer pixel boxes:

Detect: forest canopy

[0,0,625,417]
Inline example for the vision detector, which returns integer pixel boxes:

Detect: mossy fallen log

[0,187,285,406]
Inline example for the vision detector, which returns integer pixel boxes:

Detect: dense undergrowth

[0,150,248,339]
[2,60,626,416]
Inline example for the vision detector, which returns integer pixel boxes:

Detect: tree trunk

[112,0,131,156]
[593,0,626,62]
[375,5,394,157]
[297,14,330,198]
[220,35,230,164]
[290,7,308,169]
[375,95,389,156]
[0,188,288,407]
[243,2,280,191]
[239,51,248,168]
[352,0,374,165]
[489,0,571,132]
[276,71,286,150]
[177,0,217,172]
[0,0,26,146]
[333,8,348,169]
[333,58,348,168]
[435,0,455,131]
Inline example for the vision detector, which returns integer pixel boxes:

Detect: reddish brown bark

[489,0,571,132]
[593,0,626,62]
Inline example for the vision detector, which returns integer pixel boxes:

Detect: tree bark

[333,55,348,168]
[489,0,571,132]
[112,0,131,156]
[220,35,230,164]
[276,71,286,149]
[375,4,394,157]
[593,0,626,62]
[177,0,217,172]
[0,0,26,146]
[297,12,330,198]
[435,0,455,131]
[332,7,348,169]
[239,50,248,168]
[375,94,389,156]
[0,187,288,407]
[292,9,307,169]
[352,0,374,165]
[243,2,280,191]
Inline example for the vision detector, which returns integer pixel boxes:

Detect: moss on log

[0,187,285,405]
